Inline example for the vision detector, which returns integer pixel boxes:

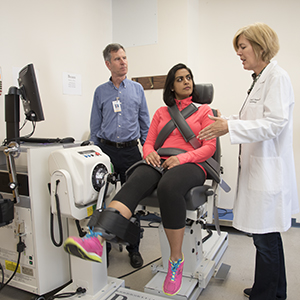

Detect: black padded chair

[139,83,222,225]
[139,84,230,296]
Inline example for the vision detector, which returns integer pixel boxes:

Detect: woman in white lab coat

[198,22,299,300]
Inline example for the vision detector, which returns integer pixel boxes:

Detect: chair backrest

[194,84,221,179]
[193,83,214,104]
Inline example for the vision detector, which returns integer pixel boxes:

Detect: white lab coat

[228,61,299,234]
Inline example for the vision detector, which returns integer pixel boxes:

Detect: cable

[117,256,161,279]
[50,180,63,247]
[0,236,26,292]
[1,120,36,146]
[218,208,231,218]
[19,119,27,131]
[202,228,213,243]
[47,287,86,299]
[20,120,36,139]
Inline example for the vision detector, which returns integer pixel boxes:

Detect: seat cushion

[185,185,211,210]
[139,184,211,211]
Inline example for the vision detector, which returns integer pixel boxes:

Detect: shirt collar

[109,76,127,88]
[174,96,193,108]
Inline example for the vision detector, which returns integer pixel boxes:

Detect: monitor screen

[18,64,45,122]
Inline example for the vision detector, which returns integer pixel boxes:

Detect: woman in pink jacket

[64,63,216,296]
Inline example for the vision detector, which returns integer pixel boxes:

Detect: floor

[1,222,300,300]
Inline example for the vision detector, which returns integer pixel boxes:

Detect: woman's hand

[145,151,161,167]
[197,114,229,140]
[162,156,180,170]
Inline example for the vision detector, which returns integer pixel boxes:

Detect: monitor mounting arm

[5,86,21,143]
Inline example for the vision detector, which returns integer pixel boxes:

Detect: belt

[100,138,138,149]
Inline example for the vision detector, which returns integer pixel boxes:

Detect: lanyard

[247,67,266,95]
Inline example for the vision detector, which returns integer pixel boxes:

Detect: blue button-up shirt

[90,78,150,146]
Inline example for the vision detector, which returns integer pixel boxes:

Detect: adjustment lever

[3,142,20,203]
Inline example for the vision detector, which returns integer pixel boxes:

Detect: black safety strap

[164,104,220,174]
[157,148,220,183]
[154,104,199,150]
[88,208,140,246]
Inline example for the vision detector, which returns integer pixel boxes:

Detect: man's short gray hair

[103,43,125,62]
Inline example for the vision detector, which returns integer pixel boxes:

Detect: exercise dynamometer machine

[0,140,229,300]
[47,143,230,300]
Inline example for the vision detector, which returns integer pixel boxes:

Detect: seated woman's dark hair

[163,63,200,107]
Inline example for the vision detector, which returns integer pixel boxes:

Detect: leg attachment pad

[88,208,140,246]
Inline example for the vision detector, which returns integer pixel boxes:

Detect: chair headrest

[194,84,214,104]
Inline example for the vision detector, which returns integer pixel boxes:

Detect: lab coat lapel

[239,62,274,118]
[238,85,262,118]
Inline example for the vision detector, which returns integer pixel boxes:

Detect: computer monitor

[18,63,45,122]
[4,63,45,143]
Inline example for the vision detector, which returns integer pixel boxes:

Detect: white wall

[1,0,299,221]
[0,0,112,142]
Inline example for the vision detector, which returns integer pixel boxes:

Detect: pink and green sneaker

[163,255,184,296]
[63,230,103,263]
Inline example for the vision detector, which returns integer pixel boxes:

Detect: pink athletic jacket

[143,96,216,176]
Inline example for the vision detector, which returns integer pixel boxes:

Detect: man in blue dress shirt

[90,43,150,268]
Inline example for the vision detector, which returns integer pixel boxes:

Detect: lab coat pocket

[248,155,283,194]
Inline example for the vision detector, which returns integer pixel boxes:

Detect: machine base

[145,272,202,300]
[107,287,172,300]
[144,229,229,300]
[53,277,168,300]
[53,276,124,299]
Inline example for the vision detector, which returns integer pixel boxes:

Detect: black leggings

[113,163,206,229]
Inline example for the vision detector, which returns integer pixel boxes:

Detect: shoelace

[170,259,182,281]
[83,228,102,240]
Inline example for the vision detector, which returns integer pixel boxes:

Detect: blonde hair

[233,22,279,62]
